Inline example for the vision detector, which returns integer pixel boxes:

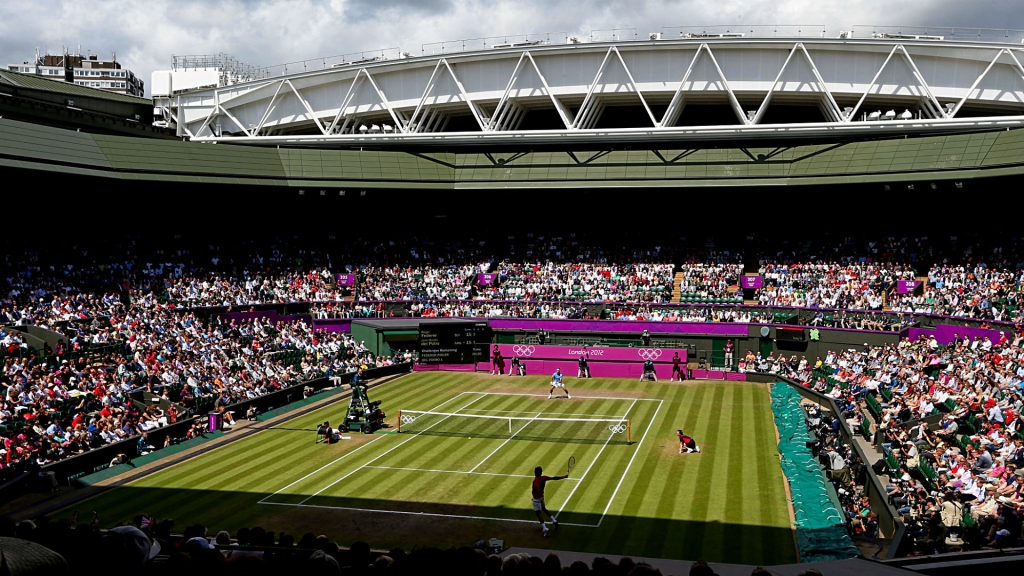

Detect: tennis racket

[567,456,576,477]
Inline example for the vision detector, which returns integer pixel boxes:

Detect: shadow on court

[71,486,800,565]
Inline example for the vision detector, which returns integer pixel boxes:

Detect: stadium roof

[0,69,150,106]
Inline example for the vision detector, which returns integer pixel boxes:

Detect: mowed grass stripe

[754,384,796,562]
[679,383,728,556]
[638,384,699,558]
[722,384,753,563]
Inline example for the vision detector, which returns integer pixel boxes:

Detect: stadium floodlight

[358,124,368,133]
[884,110,897,120]
[383,124,393,133]
[868,110,881,120]
[370,124,381,133]
[900,109,913,120]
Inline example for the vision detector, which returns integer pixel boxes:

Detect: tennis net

[396,410,631,444]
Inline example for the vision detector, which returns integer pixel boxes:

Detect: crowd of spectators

[675,262,743,299]
[483,262,675,303]
[1,294,386,480]
[756,263,915,310]
[889,265,1024,323]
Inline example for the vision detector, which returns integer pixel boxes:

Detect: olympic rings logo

[609,424,628,434]
[638,348,663,360]
[512,345,536,356]
[400,414,418,424]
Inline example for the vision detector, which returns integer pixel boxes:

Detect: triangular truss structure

[490,52,574,131]
[573,46,659,129]
[950,48,1024,116]
[662,43,748,127]
[749,43,844,124]
[847,44,946,121]
[189,40,1024,139]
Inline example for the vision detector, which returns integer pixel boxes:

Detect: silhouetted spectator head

[307,549,341,575]
[690,560,716,576]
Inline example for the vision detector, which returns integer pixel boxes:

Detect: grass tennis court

[72,373,796,564]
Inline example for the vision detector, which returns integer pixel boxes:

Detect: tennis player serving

[548,368,571,399]
[532,465,569,536]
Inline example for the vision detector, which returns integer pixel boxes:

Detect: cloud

[1,0,1023,96]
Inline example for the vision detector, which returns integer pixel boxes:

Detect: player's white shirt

[550,372,564,387]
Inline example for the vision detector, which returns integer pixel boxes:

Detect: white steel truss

[172,39,1024,143]
[950,48,1024,117]
[847,44,947,121]
[750,43,844,124]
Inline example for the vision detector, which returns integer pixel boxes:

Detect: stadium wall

[6,116,1024,188]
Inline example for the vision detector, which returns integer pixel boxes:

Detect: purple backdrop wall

[493,343,686,363]
[901,323,1005,346]
[488,318,748,336]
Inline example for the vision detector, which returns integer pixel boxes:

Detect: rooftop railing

[177,24,1024,87]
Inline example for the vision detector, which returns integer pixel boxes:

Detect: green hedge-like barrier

[770,382,860,562]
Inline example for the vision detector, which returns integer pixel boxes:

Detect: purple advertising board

[488,318,748,336]
[493,343,686,364]
[902,323,1005,346]
[740,276,763,289]
[897,280,921,294]
[334,274,355,287]
[477,273,497,286]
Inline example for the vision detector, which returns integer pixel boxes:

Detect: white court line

[468,411,543,473]
[462,408,628,418]
[594,399,664,527]
[260,391,469,503]
[362,465,579,481]
[467,391,659,402]
[259,500,597,527]
[297,394,486,505]
[553,398,638,521]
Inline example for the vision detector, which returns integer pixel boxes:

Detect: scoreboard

[418,322,492,364]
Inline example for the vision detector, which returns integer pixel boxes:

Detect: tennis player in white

[548,368,571,399]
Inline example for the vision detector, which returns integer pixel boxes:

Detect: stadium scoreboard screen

[418,322,492,364]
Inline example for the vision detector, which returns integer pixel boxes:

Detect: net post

[627,420,632,444]
[509,417,512,434]
[398,410,401,433]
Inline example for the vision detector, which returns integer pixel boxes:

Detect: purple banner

[334,274,355,287]
[491,359,683,379]
[494,344,686,364]
[897,280,922,294]
[477,273,497,286]
[313,318,352,332]
[488,318,749,336]
[740,276,763,289]
[902,323,1006,346]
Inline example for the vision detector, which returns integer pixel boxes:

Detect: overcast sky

[2,0,1023,96]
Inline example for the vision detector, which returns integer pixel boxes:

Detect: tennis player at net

[549,369,571,399]
[533,466,568,537]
